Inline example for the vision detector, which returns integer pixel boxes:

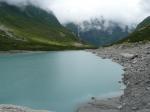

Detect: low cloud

[0,0,54,10]
[140,0,150,13]
[0,0,150,26]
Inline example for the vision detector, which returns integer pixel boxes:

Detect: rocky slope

[78,42,150,112]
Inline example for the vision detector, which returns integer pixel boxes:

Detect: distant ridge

[65,19,131,46]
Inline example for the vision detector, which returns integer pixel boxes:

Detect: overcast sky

[1,0,150,25]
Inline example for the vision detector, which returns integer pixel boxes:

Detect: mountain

[0,2,88,51]
[65,19,132,46]
[119,16,150,43]
[136,16,150,30]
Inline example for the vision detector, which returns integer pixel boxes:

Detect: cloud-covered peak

[1,0,150,26]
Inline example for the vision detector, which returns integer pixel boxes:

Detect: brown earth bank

[77,42,150,112]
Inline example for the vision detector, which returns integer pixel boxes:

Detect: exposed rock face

[0,105,49,112]
[78,42,150,112]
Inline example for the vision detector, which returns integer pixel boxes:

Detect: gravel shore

[78,42,150,112]
[0,105,49,112]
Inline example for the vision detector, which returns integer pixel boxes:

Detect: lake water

[0,51,123,112]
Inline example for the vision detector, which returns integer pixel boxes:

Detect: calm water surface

[0,51,123,112]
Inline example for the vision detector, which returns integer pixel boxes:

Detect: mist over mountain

[0,0,149,48]
[0,0,150,27]
[65,19,134,46]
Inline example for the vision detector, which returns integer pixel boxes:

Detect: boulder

[120,53,138,59]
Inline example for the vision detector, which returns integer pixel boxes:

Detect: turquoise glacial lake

[0,51,123,112]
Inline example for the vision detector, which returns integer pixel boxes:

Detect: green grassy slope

[0,2,89,51]
[118,16,150,43]
[136,16,150,30]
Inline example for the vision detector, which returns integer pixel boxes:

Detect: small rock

[132,106,138,110]
[117,105,122,109]
[146,87,150,91]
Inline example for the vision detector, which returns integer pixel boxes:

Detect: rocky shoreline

[0,105,49,112]
[78,42,150,112]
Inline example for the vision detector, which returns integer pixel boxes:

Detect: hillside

[0,2,88,51]
[136,16,150,30]
[118,16,150,43]
[65,19,131,46]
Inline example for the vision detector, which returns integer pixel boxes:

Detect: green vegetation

[136,16,150,30]
[0,2,91,51]
[117,16,150,43]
